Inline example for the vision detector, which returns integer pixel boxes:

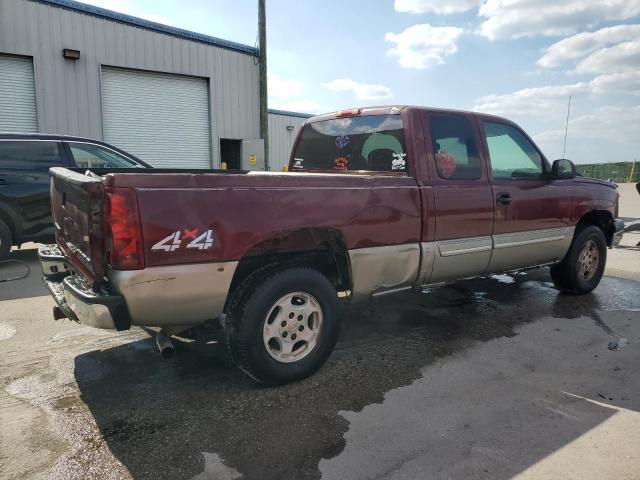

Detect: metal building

[267,109,311,171]
[0,0,265,169]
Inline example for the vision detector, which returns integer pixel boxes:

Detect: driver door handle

[496,192,512,206]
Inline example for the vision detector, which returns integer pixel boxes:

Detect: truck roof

[306,105,514,125]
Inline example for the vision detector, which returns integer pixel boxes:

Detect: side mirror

[551,158,576,179]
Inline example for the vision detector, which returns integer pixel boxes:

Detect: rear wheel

[0,220,12,261]
[224,267,341,385]
[550,225,607,294]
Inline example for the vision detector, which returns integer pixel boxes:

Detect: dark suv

[0,133,150,259]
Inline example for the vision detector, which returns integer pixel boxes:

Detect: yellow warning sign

[249,154,257,165]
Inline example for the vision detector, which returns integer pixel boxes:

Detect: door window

[483,122,544,179]
[68,143,141,168]
[0,141,63,172]
[429,115,482,180]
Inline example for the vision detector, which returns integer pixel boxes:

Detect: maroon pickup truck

[39,106,624,385]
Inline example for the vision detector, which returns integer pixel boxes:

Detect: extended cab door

[477,117,573,273]
[421,112,494,284]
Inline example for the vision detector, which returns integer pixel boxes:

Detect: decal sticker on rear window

[391,153,406,171]
[335,134,350,149]
[293,158,304,169]
[334,157,348,171]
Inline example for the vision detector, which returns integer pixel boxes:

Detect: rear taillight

[105,188,144,270]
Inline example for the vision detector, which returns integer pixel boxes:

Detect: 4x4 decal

[151,229,215,252]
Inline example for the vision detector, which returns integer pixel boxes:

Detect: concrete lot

[1,185,638,480]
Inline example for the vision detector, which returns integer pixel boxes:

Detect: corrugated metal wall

[268,112,309,171]
[0,0,260,166]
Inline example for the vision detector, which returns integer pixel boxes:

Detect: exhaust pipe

[156,330,174,359]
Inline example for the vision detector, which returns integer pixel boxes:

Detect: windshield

[291,114,407,172]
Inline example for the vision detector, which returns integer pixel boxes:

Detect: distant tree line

[576,161,638,183]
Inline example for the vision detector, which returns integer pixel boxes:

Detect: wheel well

[225,229,351,310]
[576,210,614,246]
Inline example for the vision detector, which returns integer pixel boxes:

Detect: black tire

[224,267,341,385]
[0,220,12,261]
[550,225,607,295]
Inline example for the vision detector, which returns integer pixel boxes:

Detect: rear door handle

[496,192,512,206]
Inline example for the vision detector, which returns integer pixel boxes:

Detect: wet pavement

[1,245,639,480]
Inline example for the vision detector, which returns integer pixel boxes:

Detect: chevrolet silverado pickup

[39,106,624,385]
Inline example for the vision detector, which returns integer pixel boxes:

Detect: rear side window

[291,115,407,172]
[428,115,482,180]
[483,122,544,179]
[0,141,63,172]
[68,143,141,168]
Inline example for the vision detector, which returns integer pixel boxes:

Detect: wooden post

[258,0,269,171]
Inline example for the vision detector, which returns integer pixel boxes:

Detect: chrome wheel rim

[578,239,599,281]
[263,292,323,363]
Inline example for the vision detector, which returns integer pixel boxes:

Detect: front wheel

[224,267,341,385]
[550,225,607,295]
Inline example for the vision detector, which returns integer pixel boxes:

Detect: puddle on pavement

[5,269,640,480]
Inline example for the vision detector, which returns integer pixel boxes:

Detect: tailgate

[50,167,106,289]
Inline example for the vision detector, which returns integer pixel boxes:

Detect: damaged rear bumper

[38,245,131,331]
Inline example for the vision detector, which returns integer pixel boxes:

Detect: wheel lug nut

[289,312,294,319]
[281,321,287,327]
[291,334,297,340]
[297,315,303,321]
[282,331,288,338]
[298,325,304,332]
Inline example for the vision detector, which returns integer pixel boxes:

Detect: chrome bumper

[38,245,131,331]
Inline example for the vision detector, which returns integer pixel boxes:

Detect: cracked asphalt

[1,185,639,480]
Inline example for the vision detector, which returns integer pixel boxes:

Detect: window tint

[0,141,62,172]
[291,115,407,172]
[429,115,482,180]
[483,122,544,179]
[68,143,141,168]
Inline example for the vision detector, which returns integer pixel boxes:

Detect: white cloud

[268,73,304,100]
[474,82,589,118]
[320,79,392,100]
[394,0,481,14]
[473,72,640,118]
[574,41,640,75]
[590,71,640,94]
[538,24,640,68]
[533,105,640,163]
[478,0,640,40]
[385,24,464,69]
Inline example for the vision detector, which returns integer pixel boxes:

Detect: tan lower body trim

[349,244,420,302]
[108,261,238,327]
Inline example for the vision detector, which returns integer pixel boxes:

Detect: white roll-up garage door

[0,55,38,133]
[101,67,211,168]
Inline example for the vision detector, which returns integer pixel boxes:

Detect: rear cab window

[291,114,407,172]
[0,141,64,172]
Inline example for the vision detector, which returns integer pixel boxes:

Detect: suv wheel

[0,220,11,260]
[550,225,607,295]
[224,267,341,385]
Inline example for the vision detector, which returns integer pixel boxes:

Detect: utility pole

[562,95,571,159]
[258,0,269,170]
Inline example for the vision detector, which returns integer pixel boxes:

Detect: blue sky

[80,0,640,165]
